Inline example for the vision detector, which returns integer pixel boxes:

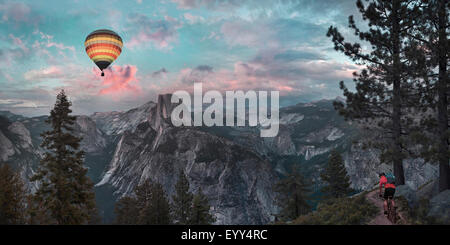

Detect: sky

[0,0,364,117]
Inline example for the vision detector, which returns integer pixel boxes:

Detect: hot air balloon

[85,29,123,76]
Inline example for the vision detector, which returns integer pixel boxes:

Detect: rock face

[7,122,33,149]
[0,130,15,161]
[0,117,34,160]
[74,116,108,153]
[417,179,440,201]
[97,94,278,225]
[0,114,112,191]
[0,116,41,190]
[344,144,439,191]
[90,101,156,135]
[427,190,450,224]
[395,185,417,208]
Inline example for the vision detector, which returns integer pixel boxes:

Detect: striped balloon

[85,29,123,76]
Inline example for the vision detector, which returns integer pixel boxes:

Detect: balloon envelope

[85,29,123,76]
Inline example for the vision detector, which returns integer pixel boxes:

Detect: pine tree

[434,0,449,192]
[114,196,139,225]
[406,0,449,192]
[327,0,424,186]
[135,180,172,225]
[321,150,353,199]
[172,171,193,224]
[30,90,97,224]
[0,164,26,224]
[188,187,215,225]
[274,166,312,221]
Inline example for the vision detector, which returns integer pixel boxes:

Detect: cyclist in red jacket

[379,173,396,215]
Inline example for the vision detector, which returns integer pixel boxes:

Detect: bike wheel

[388,199,396,224]
[387,208,392,222]
[391,206,397,223]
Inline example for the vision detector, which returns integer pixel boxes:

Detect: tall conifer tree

[135,180,172,225]
[328,0,423,185]
[321,150,353,199]
[188,187,215,225]
[407,0,449,192]
[172,171,193,224]
[30,90,97,224]
[274,166,312,221]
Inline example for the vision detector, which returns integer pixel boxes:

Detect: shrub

[293,195,378,225]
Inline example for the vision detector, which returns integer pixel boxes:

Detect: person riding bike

[378,172,396,215]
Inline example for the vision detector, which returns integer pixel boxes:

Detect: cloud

[183,13,205,24]
[170,47,360,101]
[180,65,214,84]
[171,0,357,18]
[127,13,181,49]
[97,65,141,95]
[9,34,28,52]
[152,68,168,77]
[0,88,54,116]
[171,0,212,9]
[220,19,279,50]
[107,9,123,30]
[171,0,259,10]
[194,65,213,72]
[0,2,41,26]
[30,30,76,64]
[33,30,75,53]
[0,30,76,70]
[6,64,143,116]
[0,98,44,108]
[273,50,325,62]
[0,0,365,117]
[0,34,32,67]
[24,66,64,81]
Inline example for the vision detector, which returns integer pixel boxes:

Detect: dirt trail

[366,190,394,225]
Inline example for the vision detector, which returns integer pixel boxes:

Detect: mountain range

[0,95,438,224]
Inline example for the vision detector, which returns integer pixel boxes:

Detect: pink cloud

[96,65,141,96]
[167,54,361,99]
[169,61,297,96]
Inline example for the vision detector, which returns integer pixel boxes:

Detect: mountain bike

[379,193,397,224]
[386,196,397,224]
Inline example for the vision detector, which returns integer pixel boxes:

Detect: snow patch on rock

[279,113,304,125]
[326,127,344,141]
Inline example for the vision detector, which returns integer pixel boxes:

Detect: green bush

[293,195,378,225]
